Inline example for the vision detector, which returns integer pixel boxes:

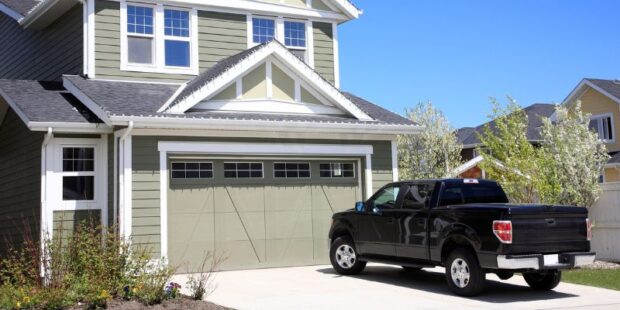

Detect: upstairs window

[127,5,154,64]
[590,114,614,142]
[252,18,275,44]
[164,9,191,67]
[284,21,306,48]
[122,2,197,74]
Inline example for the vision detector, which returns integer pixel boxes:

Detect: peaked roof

[563,78,620,107]
[0,79,102,126]
[457,103,556,147]
[161,40,373,121]
[583,78,620,102]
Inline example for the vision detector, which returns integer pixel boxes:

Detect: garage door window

[274,162,311,179]
[319,163,355,178]
[224,162,263,178]
[171,162,213,179]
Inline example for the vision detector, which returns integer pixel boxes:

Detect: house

[0,0,420,271]
[453,103,556,178]
[562,78,620,183]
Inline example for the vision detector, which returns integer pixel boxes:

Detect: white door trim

[157,141,374,260]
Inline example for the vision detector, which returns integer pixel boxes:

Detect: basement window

[224,162,264,179]
[171,162,213,179]
[590,114,614,142]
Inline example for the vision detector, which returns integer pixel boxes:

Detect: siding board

[312,22,335,83]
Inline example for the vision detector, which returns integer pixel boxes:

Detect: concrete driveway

[174,264,620,310]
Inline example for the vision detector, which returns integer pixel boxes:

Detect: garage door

[167,158,361,271]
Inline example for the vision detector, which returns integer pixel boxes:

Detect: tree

[398,102,462,180]
[540,101,609,207]
[477,98,544,203]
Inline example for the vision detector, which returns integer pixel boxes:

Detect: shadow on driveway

[316,265,577,303]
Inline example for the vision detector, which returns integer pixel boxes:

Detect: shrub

[186,252,224,300]
[0,221,177,309]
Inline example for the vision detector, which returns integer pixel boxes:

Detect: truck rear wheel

[523,270,561,291]
[330,236,366,275]
[445,248,486,296]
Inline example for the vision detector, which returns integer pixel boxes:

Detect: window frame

[273,162,311,179]
[319,162,356,179]
[223,162,265,179]
[121,1,199,75]
[170,161,214,179]
[60,147,96,202]
[283,19,307,50]
[251,17,277,44]
[590,113,615,143]
[247,15,313,64]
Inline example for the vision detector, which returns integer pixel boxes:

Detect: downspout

[117,122,133,238]
[40,127,53,277]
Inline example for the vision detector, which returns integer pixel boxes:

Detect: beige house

[562,78,620,183]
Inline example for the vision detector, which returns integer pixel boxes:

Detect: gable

[193,58,345,116]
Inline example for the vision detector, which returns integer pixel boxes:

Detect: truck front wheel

[523,270,562,291]
[445,248,486,296]
[330,236,366,275]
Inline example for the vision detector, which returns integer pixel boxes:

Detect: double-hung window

[123,3,197,74]
[251,17,308,60]
[252,17,275,44]
[62,147,95,201]
[590,114,614,142]
[284,21,306,48]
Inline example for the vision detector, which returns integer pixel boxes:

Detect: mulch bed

[70,297,229,310]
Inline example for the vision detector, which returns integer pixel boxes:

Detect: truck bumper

[496,252,596,270]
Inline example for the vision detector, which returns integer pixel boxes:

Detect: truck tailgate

[508,205,589,254]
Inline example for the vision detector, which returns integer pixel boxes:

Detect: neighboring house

[453,103,556,178]
[0,0,419,271]
[561,78,620,183]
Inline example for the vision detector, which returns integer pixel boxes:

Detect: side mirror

[355,201,365,212]
[372,207,382,215]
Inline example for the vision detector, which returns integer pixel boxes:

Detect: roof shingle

[586,78,620,102]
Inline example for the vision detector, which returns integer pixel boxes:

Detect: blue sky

[338,0,620,128]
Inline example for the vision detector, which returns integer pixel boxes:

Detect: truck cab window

[370,186,400,210]
[403,184,433,209]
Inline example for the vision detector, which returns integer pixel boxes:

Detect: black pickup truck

[328,179,595,296]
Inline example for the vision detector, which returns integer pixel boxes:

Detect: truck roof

[391,178,500,186]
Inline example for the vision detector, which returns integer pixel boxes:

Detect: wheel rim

[450,258,471,288]
[335,244,356,269]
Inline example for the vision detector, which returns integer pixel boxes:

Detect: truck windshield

[439,183,509,206]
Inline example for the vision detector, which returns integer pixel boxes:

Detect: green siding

[94,1,247,82]
[53,210,101,241]
[131,136,393,259]
[313,22,335,84]
[0,5,83,81]
[0,109,43,255]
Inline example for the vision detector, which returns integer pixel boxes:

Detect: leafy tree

[398,102,462,180]
[540,101,609,207]
[477,98,543,203]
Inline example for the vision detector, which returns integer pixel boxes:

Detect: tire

[445,248,486,296]
[330,236,366,275]
[402,266,422,272]
[523,270,562,291]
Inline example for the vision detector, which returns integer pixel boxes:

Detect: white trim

[562,79,620,107]
[29,123,113,134]
[194,99,346,115]
[131,128,399,141]
[62,77,112,125]
[39,128,53,277]
[270,57,333,106]
[157,141,374,260]
[294,79,302,102]
[87,0,96,78]
[246,14,253,48]
[451,155,484,177]
[164,41,373,120]
[332,22,340,89]
[391,139,398,182]
[266,58,273,98]
[0,3,24,21]
[82,1,88,77]
[117,125,134,238]
[157,83,188,113]
[306,20,315,68]
[235,78,243,99]
[120,1,199,75]
[275,16,285,44]
[590,112,616,143]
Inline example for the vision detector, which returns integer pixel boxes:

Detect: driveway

[173,264,620,310]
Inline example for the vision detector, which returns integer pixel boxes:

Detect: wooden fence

[590,182,620,262]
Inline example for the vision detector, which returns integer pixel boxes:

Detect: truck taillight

[586,218,592,241]
[493,220,512,244]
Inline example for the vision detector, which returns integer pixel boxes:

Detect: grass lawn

[562,269,620,291]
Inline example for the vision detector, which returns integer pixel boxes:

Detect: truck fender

[438,223,482,263]
[328,218,356,244]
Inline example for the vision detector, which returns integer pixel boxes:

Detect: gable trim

[194,99,346,115]
[0,3,24,21]
[62,76,113,126]
[165,41,373,120]
[563,79,620,107]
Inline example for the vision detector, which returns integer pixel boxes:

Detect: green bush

[0,222,177,309]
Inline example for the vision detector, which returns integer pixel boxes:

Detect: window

[319,163,355,178]
[164,9,190,67]
[589,114,614,142]
[370,186,400,210]
[284,21,306,48]
[122,3,197,74]
[252,18,275,44]
[171,162,213,179]
[439,183,508,207]
[224,162,263,179]
[127,5,154,64]
[62,147,95,201]
[403,184,434,209]
[274,162,310,179]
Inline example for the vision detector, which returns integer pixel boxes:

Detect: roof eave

[29,121,113,134]
[109,115,422,135]
[0,3,24,21]
[19,0,79,30]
